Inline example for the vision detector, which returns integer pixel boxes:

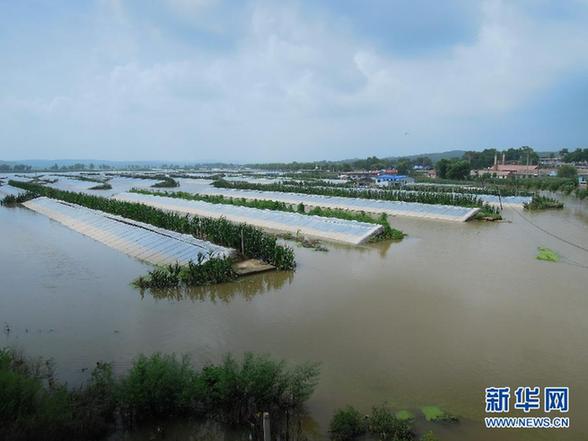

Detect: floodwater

[1,190,587,440]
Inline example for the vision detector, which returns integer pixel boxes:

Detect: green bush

[0,191,38,206]
[524,195,564,210]
[0,348,320,440]
[197,353,320,424]
[329,406,366,440]
[0,348,114,441]
[118,353,197,419]
[151,177,179,188]
[133,256,237,289]
[368,405,413,440]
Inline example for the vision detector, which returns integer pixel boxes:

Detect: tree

[435,159,450,179]
[562,148,588,163]
[446,160,471,180]
[395,159,412,175]
[557,164,577,178]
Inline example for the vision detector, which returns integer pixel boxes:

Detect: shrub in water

[368,405,413,440]
[329,406,366,440]
[118,353,197,420]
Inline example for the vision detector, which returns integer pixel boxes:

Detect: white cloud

[1,0,588,160]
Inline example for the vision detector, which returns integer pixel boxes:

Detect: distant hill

[0,159,237,169]
[386,150,467,163]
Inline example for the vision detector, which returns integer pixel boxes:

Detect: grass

[536,247,560,262]
[1,348,320,441]
[9,180,295,270]
[132,189,406,242]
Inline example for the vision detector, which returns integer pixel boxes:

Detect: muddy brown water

[1,195,587,440]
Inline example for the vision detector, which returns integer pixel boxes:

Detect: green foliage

[1,348,320,440]
[118,353,197,419]
[472,204,502,221]
[198,353,320,424]
[561,147,588,163]
[89,183,112,190]
[445,160,471,180]
[0,348,114,441]
[368,405,414,440]
[436,159,471,180]
[524,195,564,210]
[557,164,577,178]
[420,431,439,441]
[395,410,415,421]
[132,189,406,242]
[405,183,531,197]
[536,247,560,262]
[329,406,366,441]
[489,177,576,194]
[1,191,38,206]
[435,159,450,180]
[53,174,105,183]
[151,177,180,188]
[9,181,295,270]
[212,179,484,208]
[133,256,237,289]
[420,405,458,423]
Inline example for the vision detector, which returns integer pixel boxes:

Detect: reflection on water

[110,410,321,441]
[141,270,295,303]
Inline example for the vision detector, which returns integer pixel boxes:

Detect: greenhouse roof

[171,185,480,222]
[23,197,233,265]
[114,192,384,245]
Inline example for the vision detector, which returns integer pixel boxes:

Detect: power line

[510,207,588,254]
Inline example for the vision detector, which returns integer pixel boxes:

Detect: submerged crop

[212,179,486,208]
[131,188,406,242]
[133,256,238,289]
[524,195,564,210]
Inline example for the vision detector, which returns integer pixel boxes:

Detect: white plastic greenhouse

[168,186,480,221]
[23,197,233,265]
[0,184,27,198]
[113,192,384,244]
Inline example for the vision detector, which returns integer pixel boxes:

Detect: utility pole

[263,412,271,441]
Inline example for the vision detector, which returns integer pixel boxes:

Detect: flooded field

[1,195,587,440]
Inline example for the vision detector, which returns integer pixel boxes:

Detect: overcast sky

[1,0,587,162]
